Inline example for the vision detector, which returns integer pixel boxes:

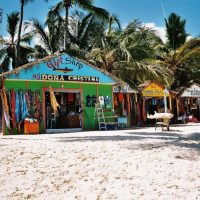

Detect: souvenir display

[86,95,91,107]
[1,88,10,129]
[49,86,60,115]
[0,88,42,132]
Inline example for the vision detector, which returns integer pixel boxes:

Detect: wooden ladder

[94,103,107,130]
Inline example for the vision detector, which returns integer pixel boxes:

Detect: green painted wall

[3,80,113,134]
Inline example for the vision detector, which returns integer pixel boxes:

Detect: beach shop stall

[139,81,177,124]
[113,84,138,127]
[177,83,200,122]
[0,53,122,135]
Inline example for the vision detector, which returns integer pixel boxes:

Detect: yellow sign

[142,83,168,97]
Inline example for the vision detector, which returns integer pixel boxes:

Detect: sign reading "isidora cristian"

[33,74,99,82]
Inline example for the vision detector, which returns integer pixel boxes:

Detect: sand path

[0,124,200,200]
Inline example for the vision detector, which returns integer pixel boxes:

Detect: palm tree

[86,20,173,87]
[0,12,33,72]
[16,0,48,67]
[155,38,200,89]
[47,0,110,51]
[24,17,64,58]
[165,13,188,50]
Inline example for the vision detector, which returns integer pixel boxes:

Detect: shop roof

[0,53,124,85]
[177,83,200,97]
[138,80,176,97]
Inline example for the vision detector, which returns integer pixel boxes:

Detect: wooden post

[169,96,172,113]
[176,98,179,117]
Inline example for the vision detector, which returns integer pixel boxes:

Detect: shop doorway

[44,89,83,133]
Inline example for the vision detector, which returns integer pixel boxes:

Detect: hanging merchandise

[118,92,124,103]
[1,88,11,129]
[99,96,104,106]
[61,93,65,105]
[92,95,97,107]
[114,95,118,107]
[11,89,16,128]
[19,91,23,122]
[25,91,30,116]
[104,96,112,109]
[49,86,60,115]
[86,95,91,107]
[67,93,74,102]
[22,92,28,121]
[15,91,20,123]
[34,91,41,122]
[27,90,33,118]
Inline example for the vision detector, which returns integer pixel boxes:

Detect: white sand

[0,123,200,200]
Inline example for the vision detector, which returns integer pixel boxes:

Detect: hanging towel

[49,86,60,115]
[15,91,20,123]
[22,92,28,121]
[1,88,11,129]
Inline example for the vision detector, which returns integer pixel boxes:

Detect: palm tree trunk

[16,0,24,68]
[64,0,70,51]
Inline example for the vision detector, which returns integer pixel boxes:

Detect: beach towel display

[1,88,11,129]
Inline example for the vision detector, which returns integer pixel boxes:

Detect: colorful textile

[22,92,28,120]
[67,93,74,102]
[49,86,60,115]
[1,88,11,129]
[118,92,124,103]
[15,91,20,123]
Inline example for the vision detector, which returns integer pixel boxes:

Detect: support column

[169,96,172,113]
[176,98,179,117]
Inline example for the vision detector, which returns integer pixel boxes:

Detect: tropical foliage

[165,13,188,50]
[0,11,33,72]
[1,0,200,92]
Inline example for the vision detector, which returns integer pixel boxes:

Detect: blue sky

[0,0,200,40]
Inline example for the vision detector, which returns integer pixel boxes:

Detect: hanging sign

[113,84,136,93]
[142,82,168,97]
[33,74,99,82]
[181,84,200,97]
[7,54,116,84]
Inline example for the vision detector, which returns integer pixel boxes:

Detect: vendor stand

[177,83,200,122]
[113,84,138,127]
[139,81,176,124]
[0,53,122,135]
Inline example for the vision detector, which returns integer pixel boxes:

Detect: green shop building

[0,53,123,135]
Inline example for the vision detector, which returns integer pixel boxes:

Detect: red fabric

[118,92,124,103]
[67,93,74,102]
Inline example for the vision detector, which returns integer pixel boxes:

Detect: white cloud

[186,35,193,41]
[143,22,167,43]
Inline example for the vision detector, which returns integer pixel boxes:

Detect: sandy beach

[0,123,200,200]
